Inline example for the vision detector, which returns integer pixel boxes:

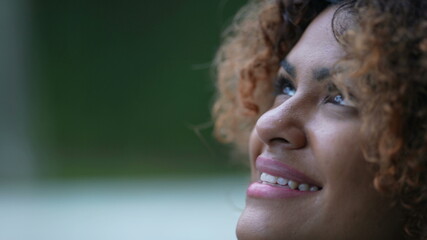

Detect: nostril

[271,138,290,144]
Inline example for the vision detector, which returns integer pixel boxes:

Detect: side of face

[236,7,403,240]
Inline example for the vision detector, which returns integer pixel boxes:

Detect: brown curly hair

[212,0,427,239]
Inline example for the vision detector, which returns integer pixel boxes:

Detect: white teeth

[288,180,298,190]
[260,173,268,181]
[298,183,309,191]
[277,177,288,186]
[260,173,277,184]
[259,172,321,192]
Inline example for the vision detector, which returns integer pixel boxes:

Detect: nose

[255,98,307,149]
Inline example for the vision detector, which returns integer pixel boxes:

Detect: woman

[213,0,427,239]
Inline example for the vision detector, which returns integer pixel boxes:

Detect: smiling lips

[246,157,322,199]
[260,172,320,191]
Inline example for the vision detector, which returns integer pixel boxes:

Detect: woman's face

[237,7,402,240]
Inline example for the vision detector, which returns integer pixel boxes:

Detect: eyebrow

[313,67,331,82]
[280,59,332,82]
[280,59,296,78]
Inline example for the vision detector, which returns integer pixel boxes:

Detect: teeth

[260,173,267,181]
[260,173,277,184]
[298,183,309,191]
[277,177,288,186]
[288,180,298,190]
[259,172,321,192]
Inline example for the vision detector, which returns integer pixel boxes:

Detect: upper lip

[256,156,322,187]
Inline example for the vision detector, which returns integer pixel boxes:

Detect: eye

[324,83,354,107]
[275,76,296,97]
[326,94,348,105]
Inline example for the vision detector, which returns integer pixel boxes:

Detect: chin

[236,208,272,240]
[236,211,301,240]
[236,200,305,240]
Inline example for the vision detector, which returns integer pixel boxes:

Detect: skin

[236,7,403,240]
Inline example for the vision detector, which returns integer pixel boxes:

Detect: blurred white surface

[0,175,248,240]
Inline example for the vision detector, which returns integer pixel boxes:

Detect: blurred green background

[1,0,249,180]
[1,2,251,239]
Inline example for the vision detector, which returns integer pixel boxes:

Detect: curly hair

[213,0,427,239]
[343,1,427,238]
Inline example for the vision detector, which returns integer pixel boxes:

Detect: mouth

[246,157,322,199]
[259,172,321,192]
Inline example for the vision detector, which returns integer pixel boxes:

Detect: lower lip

[247,182,318,199]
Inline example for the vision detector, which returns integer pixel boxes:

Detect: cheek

[313,120,383,206]
[310,117,381,208]
[309,121,397,235]
[311,119,367,180]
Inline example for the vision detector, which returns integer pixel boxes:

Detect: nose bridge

[255,95,308,149]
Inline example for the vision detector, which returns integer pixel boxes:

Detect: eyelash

[324,94,347,105]
[274,76,296,96]
[274,76,348,106]
[324,83,348,106]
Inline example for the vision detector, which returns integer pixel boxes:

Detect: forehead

[285,6,345,74]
